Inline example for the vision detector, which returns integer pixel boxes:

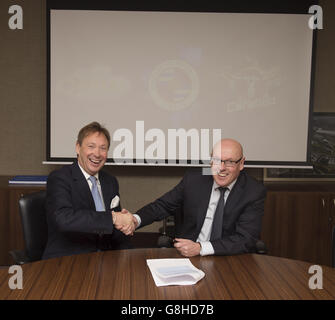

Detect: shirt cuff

[133,214,141,229]
[199,241,215,256]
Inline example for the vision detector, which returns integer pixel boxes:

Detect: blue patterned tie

[89,176,104,212]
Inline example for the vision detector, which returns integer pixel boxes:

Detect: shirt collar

[213,178,237,192]
[77,162,99,182]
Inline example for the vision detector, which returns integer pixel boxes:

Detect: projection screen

[47,9,314,167]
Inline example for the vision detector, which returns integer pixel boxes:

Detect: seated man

[128,138,266,257]
[42,122,134,259]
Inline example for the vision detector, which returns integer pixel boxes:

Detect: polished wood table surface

[0,248,334,300]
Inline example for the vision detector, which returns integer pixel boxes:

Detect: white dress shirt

[197,179,237,256]
[78,163,106,211]
[135,177,237,256]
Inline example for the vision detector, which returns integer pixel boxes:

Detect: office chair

[9,190,48,265]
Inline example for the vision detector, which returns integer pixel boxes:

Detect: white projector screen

[48,9,314,166]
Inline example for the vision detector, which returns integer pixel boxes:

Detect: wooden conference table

[0,248,335,300]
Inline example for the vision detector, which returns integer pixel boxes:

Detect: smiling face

[211,139,245,187]
[75,131,108,176]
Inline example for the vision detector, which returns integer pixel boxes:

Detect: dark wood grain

[0,248,334,300]
[0,184,9,266]
[265,182,335,192]
[261,191,335,267]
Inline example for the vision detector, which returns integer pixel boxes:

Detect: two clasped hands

[111,209,201,257]
[111,209,137,236]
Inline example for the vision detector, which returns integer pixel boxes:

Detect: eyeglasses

[211,156,243,167]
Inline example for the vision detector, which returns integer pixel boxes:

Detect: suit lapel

[196,174,214,231]
[224,171,246,218]
[71,162,96,209]
[99,171,113,211]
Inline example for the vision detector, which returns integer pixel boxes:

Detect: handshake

[111,209,202,257]
[112,209,137,236]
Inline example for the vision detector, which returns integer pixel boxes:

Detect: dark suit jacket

[136,169,266,255]
[42,161,130,259]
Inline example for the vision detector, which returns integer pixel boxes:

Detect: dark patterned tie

[210,187,228,241]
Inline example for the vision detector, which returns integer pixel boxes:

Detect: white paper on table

[146,258,205,287]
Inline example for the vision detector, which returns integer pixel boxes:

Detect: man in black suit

[129,139,266,257]
[42,122,134,260]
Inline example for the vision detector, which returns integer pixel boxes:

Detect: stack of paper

[147,258,205,287]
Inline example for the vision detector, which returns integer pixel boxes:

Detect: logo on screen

[149,60,199,111]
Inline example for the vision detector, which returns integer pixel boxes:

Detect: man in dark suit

[42,122,134,260]
[131,139,266,257]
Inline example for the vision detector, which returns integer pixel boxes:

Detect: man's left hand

[173,238,201,257]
